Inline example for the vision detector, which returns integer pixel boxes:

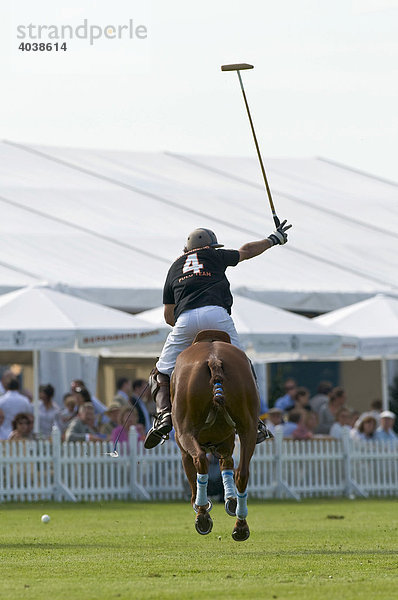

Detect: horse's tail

[208,355,225,407]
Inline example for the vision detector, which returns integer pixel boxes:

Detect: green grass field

[1,498,397,599]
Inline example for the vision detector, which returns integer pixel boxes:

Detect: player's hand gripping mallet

[221,63,280,228]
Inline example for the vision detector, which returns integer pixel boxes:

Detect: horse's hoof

[195,512,213,535]
[232,519,250,542]
[193,499,213,514]
[225,497,237,517]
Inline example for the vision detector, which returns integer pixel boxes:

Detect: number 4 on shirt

[183,253,203,275]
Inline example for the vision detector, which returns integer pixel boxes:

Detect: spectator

[70,379,107,421]
[111,405,145,448]
[58,393,77,434]
[282,410,301,437]
[349,410,360,428]
[0,378,33,439]
[8,413,33,441]
[292,410,318,440]
[294,387,311,412]
[65,403,104,442]
[114,377,132,407]
[26,414,34,438]
[72,384,92,407]
[99,403,121,437]
[0,407,6,439]
[274,378,297,412]
[369,399,382,425]
[350,414,378,441]
[329,407,352,439]
[309,381,333,414]
[315,386,346,434]
[265,407,284,436]
[38,384,60,438]
[0,369,14,396]
[131,379,151,432]
[375,410,398,443]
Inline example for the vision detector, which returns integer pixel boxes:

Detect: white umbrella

[139,294,358,361]
[314,294,398,409]
[0,286,163,432]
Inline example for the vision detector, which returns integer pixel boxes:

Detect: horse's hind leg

[232,429,256,542]
[219,435,237,517]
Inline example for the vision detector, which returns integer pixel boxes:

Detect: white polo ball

[41,514,50,523]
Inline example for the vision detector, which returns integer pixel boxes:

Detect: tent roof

[0,140,397,313]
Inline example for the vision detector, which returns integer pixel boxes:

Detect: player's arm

[238,220,292,262]
[164,304,175,327]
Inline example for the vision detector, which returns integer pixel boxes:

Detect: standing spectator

[309,381,333,414]
[131,379,151,432]
[8,413,33,441]
[274,378,297,412]
[369,399,382,425]
[65,403,104,442]
[329,407,352,439]
[38,384,60,438]
[264,407,284,436]
[351,414,377,441]
[292,411,318,440]
[315,387,346,434]
[70,379,107,421]
[294,387,311,412]
[375,410,398,443]
[113,377,132,407]
[0,378,33,439]
[0,369,13,396]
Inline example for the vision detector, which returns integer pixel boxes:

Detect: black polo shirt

[163,246,240,321]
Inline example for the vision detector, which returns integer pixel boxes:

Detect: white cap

[380,410,396,419]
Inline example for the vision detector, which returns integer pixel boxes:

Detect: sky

[1,0,398,182]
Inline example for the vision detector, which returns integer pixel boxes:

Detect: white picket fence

[0,428,397,503]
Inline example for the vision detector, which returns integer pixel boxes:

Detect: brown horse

[171,330,258,541]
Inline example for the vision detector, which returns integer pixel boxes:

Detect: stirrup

[144,414,172,449]
[256,420,274,444]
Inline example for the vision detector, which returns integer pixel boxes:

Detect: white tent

[139,295,358,361]
[0,286,163,432]
[0,141,397,314]
[314,294,398,409]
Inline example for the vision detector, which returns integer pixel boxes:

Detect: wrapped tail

[208,356,225,407]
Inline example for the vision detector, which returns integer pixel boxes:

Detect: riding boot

[247,358,274,444]
[144,368,173,449]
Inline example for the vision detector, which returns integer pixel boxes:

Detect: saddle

[193,330,231,344]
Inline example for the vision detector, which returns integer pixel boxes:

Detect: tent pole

[33,350,40,436]
[381,357,389,411]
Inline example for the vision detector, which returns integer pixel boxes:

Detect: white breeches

[156,305,242,377]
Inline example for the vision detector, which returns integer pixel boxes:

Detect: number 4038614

[18,42,67,51]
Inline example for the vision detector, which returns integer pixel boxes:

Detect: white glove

[267,220,292,246]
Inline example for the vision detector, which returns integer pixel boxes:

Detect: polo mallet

[221,63,280,228]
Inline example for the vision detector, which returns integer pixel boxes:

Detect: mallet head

[221,63,254,71]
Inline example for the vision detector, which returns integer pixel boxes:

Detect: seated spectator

[294,387,311,412]
[315,386,346,434]
[111,405,145,447]
[58,393,77,434]
[264,407,284,436]
[375,410,398,443]
[8,413,33,441]
[292,410,318,440]
[329,407,352,439]
[350,414,377,441]
[0,378,33,439]
[309,381,333,414]
[99,403,121,437]
[38,384,60,438]
[65,403,104,442]
[274,378,297,412]
[282,410,301,437]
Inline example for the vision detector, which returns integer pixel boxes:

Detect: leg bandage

[236,490,248,519]
[221,470,236,499]
[195,473,209,507]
